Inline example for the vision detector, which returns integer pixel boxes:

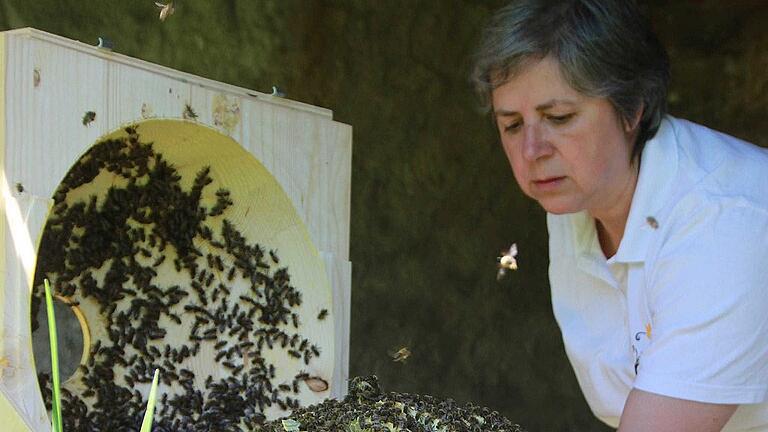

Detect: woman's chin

[535,197,583,215]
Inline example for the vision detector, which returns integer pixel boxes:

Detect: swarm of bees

[260,375,527,432]
[31,125,330,430]
[496,243,518,281]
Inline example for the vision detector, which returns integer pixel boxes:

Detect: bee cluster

[31,124,324,431]
[261,376,526,432]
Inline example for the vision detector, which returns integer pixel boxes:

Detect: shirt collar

[613,116,678,263]
[567,116,678,264]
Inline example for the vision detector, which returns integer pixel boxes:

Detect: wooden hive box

[0,28,352,431]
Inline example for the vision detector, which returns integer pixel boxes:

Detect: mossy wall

[2,1,767,430]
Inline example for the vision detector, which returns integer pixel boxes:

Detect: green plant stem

[44,279,63,432]
[140,369,160,432]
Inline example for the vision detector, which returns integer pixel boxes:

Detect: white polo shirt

[547,116,768,431]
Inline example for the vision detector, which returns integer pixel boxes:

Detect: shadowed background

[2,1,767,430]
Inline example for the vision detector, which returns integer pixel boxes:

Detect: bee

[317,308,328,320]
[183,103,198,120]
[496,243,518,281]
[269,249,280,264]
[155,2,175,21]
[82,111,96,126]
[15,182,24,193]
[389,346,411,363]
[646,216,659,229]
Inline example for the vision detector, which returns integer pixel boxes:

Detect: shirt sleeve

[634,198,768,404]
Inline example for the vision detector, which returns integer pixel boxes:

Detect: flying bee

[496,243,518,281]
[389,346,411,363]
[155,2,175,21]
[82,111,96,126]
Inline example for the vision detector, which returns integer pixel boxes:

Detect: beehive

[0,28,351,431]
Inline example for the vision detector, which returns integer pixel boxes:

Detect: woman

[472,1,768,431]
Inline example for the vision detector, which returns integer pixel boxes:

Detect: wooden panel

[5,33,110,200]
[0,31,7,361]
[0,28,352,430]
[188,85,244,142]
[107,61,193,129]
[323,253,352,400]
[241,100,352,259]
[0,387,32,432]
[0,191,51,432]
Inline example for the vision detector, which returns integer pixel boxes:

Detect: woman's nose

[522,124,553,160]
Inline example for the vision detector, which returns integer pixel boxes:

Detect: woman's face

[492,56,638,216]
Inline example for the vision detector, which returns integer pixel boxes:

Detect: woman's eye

[504,122,522,133]
[547,113,574,125]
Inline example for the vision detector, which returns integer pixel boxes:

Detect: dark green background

[4,1,768,431]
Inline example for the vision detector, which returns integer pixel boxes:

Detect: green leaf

[281,418,301,431]
[140,369,160,432]
[44,279,63,432]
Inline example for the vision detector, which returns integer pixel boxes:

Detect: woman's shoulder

[668,117,768,202]
[660,117,768,213]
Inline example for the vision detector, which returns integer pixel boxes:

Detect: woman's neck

[592,164,639,258]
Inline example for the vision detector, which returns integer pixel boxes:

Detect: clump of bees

[31,124,328,430]
[261,375,527,432]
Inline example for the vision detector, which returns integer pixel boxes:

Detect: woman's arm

[618,389,737,432]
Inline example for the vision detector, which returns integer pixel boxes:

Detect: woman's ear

[624,102,645,133]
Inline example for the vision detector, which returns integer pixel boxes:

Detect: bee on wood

[82,111,96,126]
[317,309,328,320]
[183,103,198,120]
[269,249,280,264]
[15,182,24,193]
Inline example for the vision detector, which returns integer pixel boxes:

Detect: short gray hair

[471,0,670,160]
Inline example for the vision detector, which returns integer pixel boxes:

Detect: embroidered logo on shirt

[632,323,652,374]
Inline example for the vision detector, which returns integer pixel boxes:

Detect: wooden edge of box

[321,253,351,400]
[2,27,336,120]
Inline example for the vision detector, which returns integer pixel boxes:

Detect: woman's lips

[532,176,566,191]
